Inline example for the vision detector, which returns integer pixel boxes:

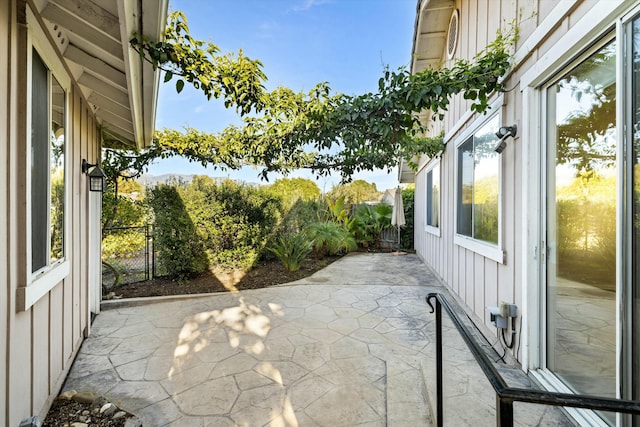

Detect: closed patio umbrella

[391,186,405,255]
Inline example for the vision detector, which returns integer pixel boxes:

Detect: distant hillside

[138,174,260,187]
[138,174,198,186]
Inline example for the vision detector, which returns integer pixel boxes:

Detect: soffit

[400,0,453,183]
[411,0,454,74]
[33,0,168,150]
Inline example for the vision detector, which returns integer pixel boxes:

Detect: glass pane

[31,49,48,272]
[546,39,616,415]
[432,163,440,227]
[457,137,474,236]
[426,170,433,226]
[50,76,64,264]
[473,116,499,244]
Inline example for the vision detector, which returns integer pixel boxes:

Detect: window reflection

[31,48,65,273]
[456,115,499,244]
[50,76,65,264]
[426,164,440,227]
[547,40,616,422]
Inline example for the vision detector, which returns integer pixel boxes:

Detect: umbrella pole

[397,225,401,252]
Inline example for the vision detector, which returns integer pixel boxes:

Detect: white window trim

[18,261,71,310]
[452,97,505,264]
[20,6,72,311]
[454,235,505,264]
[520,0,629,89]
[424,160,441,236]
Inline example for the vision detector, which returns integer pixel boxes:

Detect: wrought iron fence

[425,292,640,426]
[102,225,151,288]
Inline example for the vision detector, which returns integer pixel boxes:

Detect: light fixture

[493,124,517,154]
[82,159,106,192]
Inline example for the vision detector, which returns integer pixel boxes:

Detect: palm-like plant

[305,221,356,257]
[351,203,393,249]
[268,233,313,272]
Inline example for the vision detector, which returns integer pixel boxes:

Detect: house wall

[2,1,100,424]
[413,0,595,360]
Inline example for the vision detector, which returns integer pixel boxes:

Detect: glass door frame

[519,3,640,426]
[620,5,640,425]
[539,32,618,427]
[530,6,640,426]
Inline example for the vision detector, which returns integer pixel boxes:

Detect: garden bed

[108,256,341,298]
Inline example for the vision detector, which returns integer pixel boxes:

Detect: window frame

[424,160,441,236]
[21,6,72,310]
[452,100,505,264]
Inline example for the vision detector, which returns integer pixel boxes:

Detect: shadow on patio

[61,253,572,426]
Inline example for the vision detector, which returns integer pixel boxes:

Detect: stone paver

[63,253,573,426]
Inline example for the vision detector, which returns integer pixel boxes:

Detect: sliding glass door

[545,38,617,423]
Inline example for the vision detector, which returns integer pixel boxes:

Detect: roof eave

[399,0,452,181]
[117,0,168,150]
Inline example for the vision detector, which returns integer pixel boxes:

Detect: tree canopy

[265,178,321,208]
[328,180,381,205]
[115,10,517,184]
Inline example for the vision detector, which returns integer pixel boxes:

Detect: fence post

[151,224,156,278]
[145,224,150,281]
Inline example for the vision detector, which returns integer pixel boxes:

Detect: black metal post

[426,294,444,427]
[435,298,443,427]
[151,224,156,278]
[497,396,514,427]
[145,225,150,281]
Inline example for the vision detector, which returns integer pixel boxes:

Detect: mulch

[109,256,341,299]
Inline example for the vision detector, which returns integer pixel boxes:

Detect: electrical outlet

[488,306,508,329]
[499,302,518,317]
[499,301,509,318]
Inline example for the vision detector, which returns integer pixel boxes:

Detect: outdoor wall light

[493,124,517,154]
[82,159,106,192]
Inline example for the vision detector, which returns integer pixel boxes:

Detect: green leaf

[164,71,173,83]
[176,79,185,93]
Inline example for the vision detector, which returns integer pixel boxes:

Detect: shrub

[148,184,209,281]
[149,177,283,275]
[400,188,414,250]
[268,198,327,249]
[102,230,146,259]
[351,203,393,249]
[268,233,314,272]
[184,177,282,271]
[306,221,356,256]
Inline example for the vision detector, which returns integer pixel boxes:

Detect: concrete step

[386,359,433,426]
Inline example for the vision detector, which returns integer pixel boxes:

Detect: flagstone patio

[61,253,572,426]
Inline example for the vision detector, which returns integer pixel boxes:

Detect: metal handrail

[425,292,640,426]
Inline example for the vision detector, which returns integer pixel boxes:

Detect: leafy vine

[120,11,518,182]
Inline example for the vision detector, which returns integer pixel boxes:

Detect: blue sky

[150,0,416,192]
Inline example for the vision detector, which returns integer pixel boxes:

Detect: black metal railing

[425,292,640,427]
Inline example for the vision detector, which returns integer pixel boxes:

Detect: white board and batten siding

[1,1,100,424]
[413,0,588,359]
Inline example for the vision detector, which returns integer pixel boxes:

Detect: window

[456,114,500,245]
[31,48,66,274]
[426,162,440,228]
